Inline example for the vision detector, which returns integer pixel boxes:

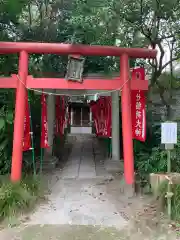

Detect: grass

[0,175,44,221]
[158,180,180,221]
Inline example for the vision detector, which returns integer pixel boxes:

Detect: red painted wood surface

[11,51,29,182]
[27,77,149,90]
[120,54,134,185]
[0,76,17,88]
[0,75,148,91]
[0,42,157,58]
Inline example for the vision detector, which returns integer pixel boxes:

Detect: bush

[0,176,43,220]
[134,120,180,220]
[158,180,180,221]
[135,147,167,185]
[134,123,162,186]
[134,123,180,187]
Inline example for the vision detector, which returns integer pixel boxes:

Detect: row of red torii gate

[0,42,157,185]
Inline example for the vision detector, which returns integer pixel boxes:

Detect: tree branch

[27,3,32,28]
[161,57,180,72]
[148,59,156,68]
[157,42,165,74]
[159,32,180,41]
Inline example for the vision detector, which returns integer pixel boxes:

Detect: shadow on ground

[0,222,177,240]
[0,225,125,240]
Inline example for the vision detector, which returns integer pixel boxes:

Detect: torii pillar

[47,92,56,155]
[111,91,120,161]
[11,51,28,182]
[120,54,134,186]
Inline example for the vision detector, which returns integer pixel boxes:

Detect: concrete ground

[0,135,178,239]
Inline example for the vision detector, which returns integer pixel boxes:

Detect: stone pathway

[27,135,127,229]
[61,134,112,180]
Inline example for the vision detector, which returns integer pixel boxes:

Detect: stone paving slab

[61,135,101,179]
[27,135,126,229]
[61,161,80,179]
[27,178,127,229]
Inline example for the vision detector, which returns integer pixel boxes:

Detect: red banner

[23,93,31,151]
[41,93,49,148]
[90,97,111,137]
[132,67,145,80]
[131,90,146,142]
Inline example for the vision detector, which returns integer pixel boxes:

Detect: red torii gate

[0,42,156,184]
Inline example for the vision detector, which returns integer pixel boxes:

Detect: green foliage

[134,122,180,207]
[0,0,26,24]
[136,147,166,176]
[134,124,180,186]
[135,116,180,221]
[0,103,14,175]
[158,180,180,221]
[0,176,43,220]
[0,89,42,175]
